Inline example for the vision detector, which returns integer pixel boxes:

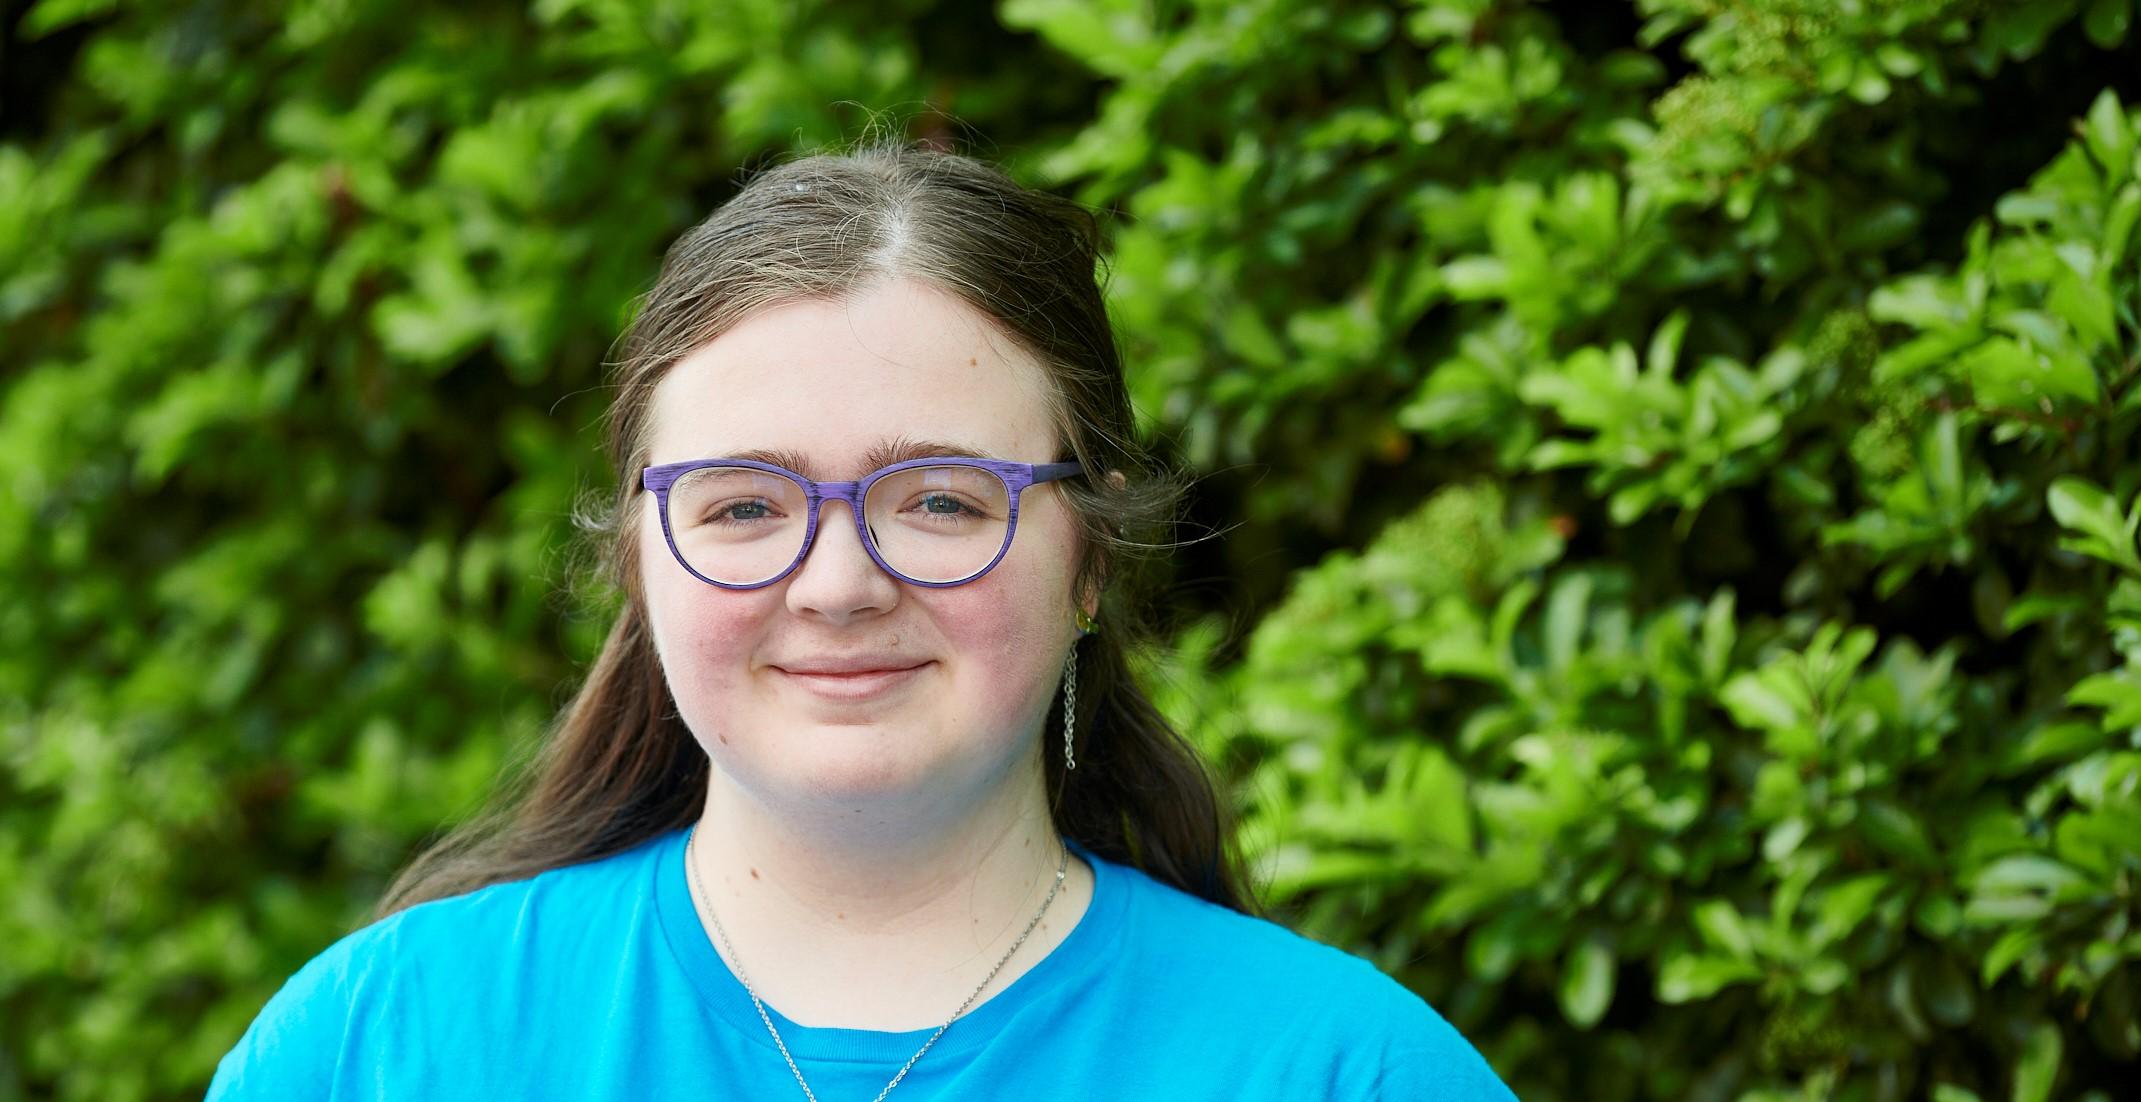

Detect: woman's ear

[1079,582,1103,621]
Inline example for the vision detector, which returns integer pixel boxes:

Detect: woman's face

[637,277,1090,817]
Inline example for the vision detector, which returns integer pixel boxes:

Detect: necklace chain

[683,825,1069,1102]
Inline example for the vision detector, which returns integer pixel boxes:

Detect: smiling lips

[773,659,931,701]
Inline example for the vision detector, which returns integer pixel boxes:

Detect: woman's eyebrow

[717,438,1001,479]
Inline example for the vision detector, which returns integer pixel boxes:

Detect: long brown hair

[374,142,1253,921]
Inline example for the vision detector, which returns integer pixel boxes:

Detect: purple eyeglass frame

[640,455,1084,590]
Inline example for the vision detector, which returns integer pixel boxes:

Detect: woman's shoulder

[1091,854,1518,1100]
[1100,855,1405,997]
[360,831,674,980]
[208,834,668,1097]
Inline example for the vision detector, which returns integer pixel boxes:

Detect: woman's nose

[782,499,900,623]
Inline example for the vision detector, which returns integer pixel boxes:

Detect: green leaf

[1840,200,1921,252]
[1870,275,1970,329]
[2013,1020,2062,1102]
[1720,672,1805,736]
[1763,816,1811,862]
[1813,874,1891,947]
[2085,0,2133,49]
[1699,588,1736,686]
[1440,256,1509,299]
[2004,591,2086,632]
[2106,183,2141,267]
[1848,65,1892,105]
[1954,335,2098,404]
[1645,309,1690,377]
[1221,303,1288,368]
[1798,957,1850,994]
[1559,936,1615,1029]
[2068,669,2141,729]
[1998,722,2109,774]
[1692,899,1756,961]
[2054,805,2141,874]
[999,0,1161,77]
[2047,477,2141,573]
[2082,88,2136,172]
[1970,854,2096,911]
[1657,952,1759,1003]
[1860,800,1940,867]
[1542,571,1593,673]
[21,0,116,38]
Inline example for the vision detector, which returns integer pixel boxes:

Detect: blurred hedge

[3,2,2139,1100]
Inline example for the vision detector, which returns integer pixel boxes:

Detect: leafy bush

[2,3,1085,1096]
[1043,2,2140,1098]
[3,1,2136,1100]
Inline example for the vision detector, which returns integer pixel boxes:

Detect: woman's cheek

[930,583,1069,734]
[642,567,762,748]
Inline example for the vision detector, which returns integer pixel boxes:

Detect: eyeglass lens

[663,465,1014,585]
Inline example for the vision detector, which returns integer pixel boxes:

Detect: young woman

[208,144,1515,1101]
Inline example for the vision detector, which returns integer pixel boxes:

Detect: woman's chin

[730,732,945,807]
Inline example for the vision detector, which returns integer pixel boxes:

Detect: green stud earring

[1074,609,1098,637]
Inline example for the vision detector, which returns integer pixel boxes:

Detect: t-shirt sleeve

[1366,977,1519,1101]
[204,929,374,1100]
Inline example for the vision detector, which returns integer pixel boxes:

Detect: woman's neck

[684,762,1093,1031]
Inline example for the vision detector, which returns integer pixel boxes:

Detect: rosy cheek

[924,577,1069,712]
[643,540,761,686]
[666,592,762,668]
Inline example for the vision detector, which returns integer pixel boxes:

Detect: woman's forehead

[645,283,1060,469]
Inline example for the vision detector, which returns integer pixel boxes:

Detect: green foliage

[1,2,1079,1098]
[1040,2,2141,1099]
[4,1,2139,1100]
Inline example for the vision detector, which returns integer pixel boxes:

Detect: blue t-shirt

[208,827,1515,1100]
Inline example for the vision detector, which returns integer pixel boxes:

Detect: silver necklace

[683,825,1069,1102]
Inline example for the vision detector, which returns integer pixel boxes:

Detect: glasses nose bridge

[800,478,878,559]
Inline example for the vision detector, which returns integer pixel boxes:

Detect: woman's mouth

[773,662,932,701]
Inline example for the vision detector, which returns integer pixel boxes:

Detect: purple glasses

[641,456,1084,589]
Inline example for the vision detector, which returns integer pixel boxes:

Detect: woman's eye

[708,500,774,524]
[917,493,973,516]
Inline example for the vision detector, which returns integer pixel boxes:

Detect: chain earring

[1063,608,1096,772]
[1061,646,1078,771]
